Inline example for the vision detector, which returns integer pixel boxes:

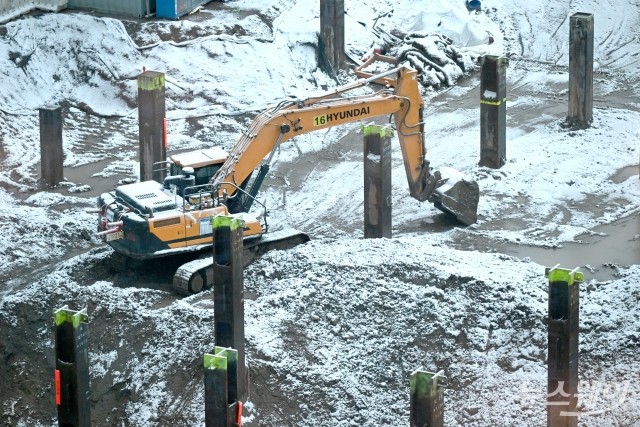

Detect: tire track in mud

[550,14,569,65]
[576,0,640,77]
[599,9,628,66]
[0,112,39,186]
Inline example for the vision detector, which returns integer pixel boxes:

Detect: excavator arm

[212,67,479,225]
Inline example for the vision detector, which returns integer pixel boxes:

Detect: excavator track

[172,229,310,295]
[173,257,214,295]
[108,252,145,272]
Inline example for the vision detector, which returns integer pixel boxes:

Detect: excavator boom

[213,66,479,225]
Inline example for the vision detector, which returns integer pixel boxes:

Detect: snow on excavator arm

[212,66,479,225]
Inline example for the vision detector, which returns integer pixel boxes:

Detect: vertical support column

[479,55,508,169]
[363,125,392,238]
[212,216,247,401]
[39,106,64,187]
[567,13,594,129]
[319,0,345,74]
[410,369,446,427]
[545,266,582,427]
[53,306,91,427]
[138,70,166,183]
[204,347,241,427]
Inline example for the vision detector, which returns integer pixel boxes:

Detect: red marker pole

[55,369,61,406]
[236,401,243,426]
[163,117,168,149]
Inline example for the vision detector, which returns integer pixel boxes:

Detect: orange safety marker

[163,117,168,149]
[236,401,243,426]
[55,369,61,405]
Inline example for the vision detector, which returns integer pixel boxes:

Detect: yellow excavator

[96,66,479,294]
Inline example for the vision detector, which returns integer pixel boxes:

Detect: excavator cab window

[192,164,221,185]
[170,164,221,186]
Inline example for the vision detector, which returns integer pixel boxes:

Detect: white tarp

[394,0,492,46]
[0,0,67,24]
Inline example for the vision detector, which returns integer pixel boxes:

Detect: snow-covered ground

[0,0,638,426]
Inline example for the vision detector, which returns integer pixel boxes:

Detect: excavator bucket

[429,167,480,226]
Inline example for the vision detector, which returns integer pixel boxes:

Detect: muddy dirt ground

[1,2,639,426]
[1,71,637,426]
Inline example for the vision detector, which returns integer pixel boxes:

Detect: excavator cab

[167,147,228,186]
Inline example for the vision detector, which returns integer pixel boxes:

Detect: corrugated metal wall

[67,0,154,18]
[156,0,207,19]
[0,0,154,21]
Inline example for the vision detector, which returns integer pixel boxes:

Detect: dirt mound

[2,239,637,426]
